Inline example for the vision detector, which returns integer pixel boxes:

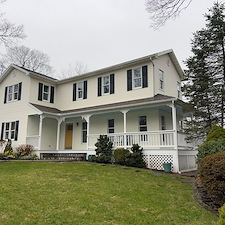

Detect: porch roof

[29,94,188,117]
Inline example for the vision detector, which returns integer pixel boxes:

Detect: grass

[0,161,217,225]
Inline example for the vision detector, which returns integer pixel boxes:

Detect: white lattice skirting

[143,154,174,171]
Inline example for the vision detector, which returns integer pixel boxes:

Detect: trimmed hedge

[218,204,225,225]
[199,152,225,207]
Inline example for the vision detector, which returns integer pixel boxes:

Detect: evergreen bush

[94,135,113,163]
[197,139,225,163]
[4,139,13,153]
[206,125,225,142]
[199,152,225,207]
[114,148,129,165]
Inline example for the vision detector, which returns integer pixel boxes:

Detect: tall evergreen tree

[183,2,225,141]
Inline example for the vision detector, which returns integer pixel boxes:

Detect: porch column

[56,118,64,150]
[121,110,129,149]
[38,114,45,150]
[82,114,92,150]
[171,101,180,173]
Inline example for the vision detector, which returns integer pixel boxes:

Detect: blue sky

[0,0,215,76]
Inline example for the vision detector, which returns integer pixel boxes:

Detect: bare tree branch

[59,62,88,79]
[0,0,26,47]
[0,45,52,75]
[145,0,192,29]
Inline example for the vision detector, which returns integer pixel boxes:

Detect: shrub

[197,139,225,163]
[124,152,146,168]
[20,154,39,160]
[199,152,225,207]
[114,148,129,165]
[218,204,225,225]
[206,125,225,142]
[16,144,34,156]
[94,135,113,163]
[124,144,146,168]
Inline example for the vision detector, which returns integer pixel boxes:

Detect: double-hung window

[73,81,87,101]
[4,83,22,103]
[139,116,147,141]
[108,119,114,133]
[1,121,19,141]
[97,74,114,96]
[38,83,55,103]
[77,82,84,99]
[159,69,164,90]
[133,68,142,88]
[43,85,49,101]
[127,66,148,91]
[103,76,110,94]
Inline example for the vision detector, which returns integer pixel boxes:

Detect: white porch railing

[26,135,39,150]
[88,130,175,149]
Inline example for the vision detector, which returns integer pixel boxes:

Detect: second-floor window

[127,65,148,91]
[98,74,114,96]
[38,83,55,103]
[73,81,87,101]
[1,121,19,141]
[4,83,22,104]
[159,69,164,90]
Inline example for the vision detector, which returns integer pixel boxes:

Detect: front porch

[27,95,198,173]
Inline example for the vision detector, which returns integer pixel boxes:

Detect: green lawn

[0,161,217,225]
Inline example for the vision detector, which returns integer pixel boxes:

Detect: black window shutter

[73,83,77,101]
[4,86,8,104]
[18,82,22,100]
[38,83,43,101]
[110,74,115,94]
[98,77,102,96]
[50,86,54,103]
[127,70,132,91]
[14,121,19,141]
[83,80,87,99]
[142,65,148,88]
[1,123,5,140]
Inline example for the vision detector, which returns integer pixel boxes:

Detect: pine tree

[183,2,225,141]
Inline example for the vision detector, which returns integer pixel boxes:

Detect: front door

[65,123,73,149]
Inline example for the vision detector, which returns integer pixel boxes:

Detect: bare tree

[145,0,192,29]
[0,45,52,75]
[59,62,88,79]
[0,0,26,47]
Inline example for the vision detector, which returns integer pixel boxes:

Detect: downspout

[150,57,155,96]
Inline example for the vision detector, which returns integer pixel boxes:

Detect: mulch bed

[181,171,220,216]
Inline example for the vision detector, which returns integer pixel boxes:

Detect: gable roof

[0,49,183,85]
[58,49,184,84]
[0,64,58,84]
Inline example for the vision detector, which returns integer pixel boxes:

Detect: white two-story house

[0,49,197,172]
